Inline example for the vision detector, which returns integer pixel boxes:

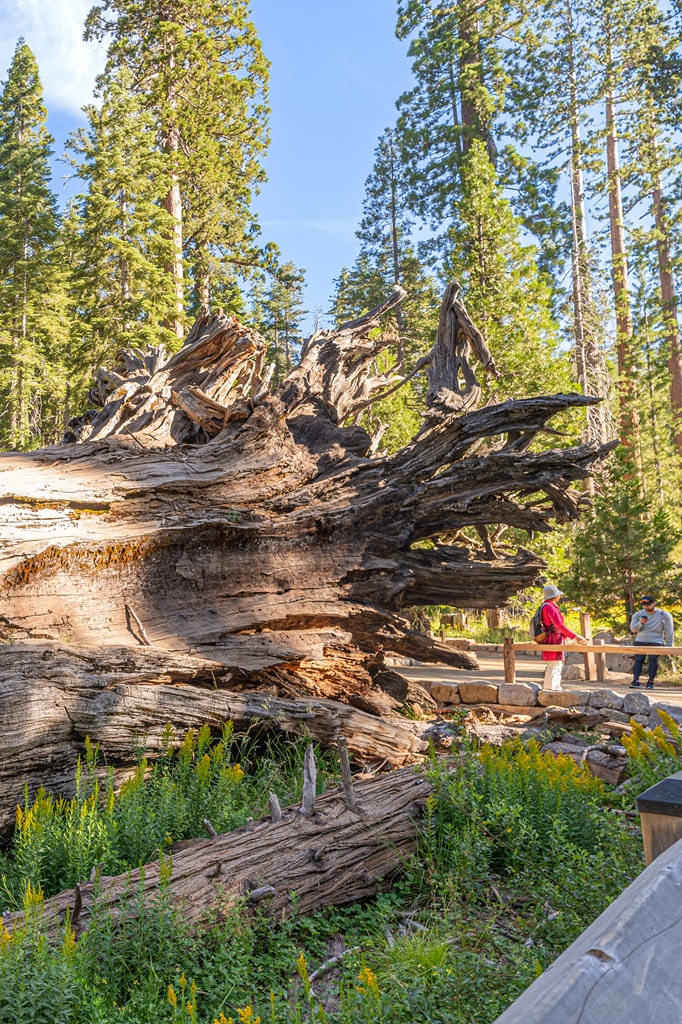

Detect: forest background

[1,0,682,630]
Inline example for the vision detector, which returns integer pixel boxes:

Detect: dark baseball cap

[640,596,655,604]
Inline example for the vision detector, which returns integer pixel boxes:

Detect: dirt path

[401,651,682,707]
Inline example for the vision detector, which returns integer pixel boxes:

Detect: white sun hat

[542,585,564,600]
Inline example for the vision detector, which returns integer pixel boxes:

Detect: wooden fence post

[595,638,606,683]
[503,637,516,686]
[580,611,597,681]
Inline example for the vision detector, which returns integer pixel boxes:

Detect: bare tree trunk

[642,313,665,502]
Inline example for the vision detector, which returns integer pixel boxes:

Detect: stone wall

[428,678,682,733]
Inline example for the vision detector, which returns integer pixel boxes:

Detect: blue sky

[0,0,414,325]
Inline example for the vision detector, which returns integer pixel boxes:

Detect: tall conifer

[85,0,270,330]
[67,70,178,380]
[444,140,571,402]
[0,40,67,449]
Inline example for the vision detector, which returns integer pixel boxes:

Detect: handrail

[502,637,681,686]
[512,642,682,656]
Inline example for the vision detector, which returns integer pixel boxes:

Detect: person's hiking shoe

[646,682,655,689]
[630,681,641,688]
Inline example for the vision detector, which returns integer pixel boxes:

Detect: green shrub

[623,711,682,793]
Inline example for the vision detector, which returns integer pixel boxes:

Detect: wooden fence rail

[503,638,682,685]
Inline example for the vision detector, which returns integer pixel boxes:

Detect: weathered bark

[0,285,610,810]
[0,642,430,832]
[3,762,433,938]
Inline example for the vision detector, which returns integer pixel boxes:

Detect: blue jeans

[633,641,661,684]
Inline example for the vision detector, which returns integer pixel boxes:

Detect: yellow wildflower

[355,965,379,996]
[237,1006,260,1024]
[168,985,178,1009]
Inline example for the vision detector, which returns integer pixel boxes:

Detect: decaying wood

[0,642,428,831]
[0,283,611,809]
[2,763,434,939]
[426,281,498,418]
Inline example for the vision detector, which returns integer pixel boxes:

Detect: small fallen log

[0,642,427,830]
[2,760,433,940]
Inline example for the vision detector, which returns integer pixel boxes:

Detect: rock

[593,629,636,673]
[497,682,539,707]
[445,638,472,650]
[585,749,628,785]
[538,689,584,708]
[563,663,586,681]
[559,732,590,747]
[458,681,499,704]
[430,681,461,704]
[469,722,527,746]
[599,709,631,724]
[588,689,625,711]
[420,720,459,748]
[544,706,601,727]
[650,702,682,724]
[633,715,650,725]
[623,691,655,716]
[564,651,585,667]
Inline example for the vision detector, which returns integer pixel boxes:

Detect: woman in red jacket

[540,585,587,691]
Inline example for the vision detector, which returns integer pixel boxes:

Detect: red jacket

[541,602,578,661]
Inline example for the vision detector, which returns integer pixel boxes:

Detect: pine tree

[598,0,642,468]
[334,127,440,371]
[85,0,270,330]
[618,1,682,471]
[250,263,306,381]
[443,140,572,403]
[396,0,565,275]
[509,0,612,446]
[66,69,178,386]
[562,450,681,627]
[0,40,68,449]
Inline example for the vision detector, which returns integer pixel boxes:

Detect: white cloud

[0,0,105,115]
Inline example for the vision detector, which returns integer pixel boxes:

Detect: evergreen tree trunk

[605,50,641,470]
[446,58,464,171]
[457,0,493,161]
[566,0,609,449]
[388,142,405,367]
[651,176,682,466]
[643,314,665,502]
[162,51,184,340]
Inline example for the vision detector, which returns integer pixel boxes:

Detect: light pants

[543,660,563,691]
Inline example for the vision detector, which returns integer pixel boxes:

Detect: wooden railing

[503,637,682,685]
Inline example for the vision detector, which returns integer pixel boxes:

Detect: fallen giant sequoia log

[0,284,610,799]
[3,758,433,939]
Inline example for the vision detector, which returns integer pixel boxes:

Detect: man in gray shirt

[630,595,675,689]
